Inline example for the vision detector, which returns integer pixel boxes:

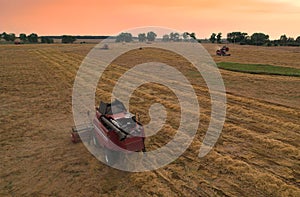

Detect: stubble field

[1,43,299,196]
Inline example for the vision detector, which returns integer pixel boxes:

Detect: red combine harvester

[216,46,231,56]
[71,99,146,165]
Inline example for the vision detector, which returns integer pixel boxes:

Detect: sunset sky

[1,0,299,39]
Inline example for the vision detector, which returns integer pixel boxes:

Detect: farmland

[1,43,300,196]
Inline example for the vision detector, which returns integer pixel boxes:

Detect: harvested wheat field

[1,43,300,196]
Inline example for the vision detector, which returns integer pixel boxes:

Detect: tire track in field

[33,49,79,86]
[30,50,72,100]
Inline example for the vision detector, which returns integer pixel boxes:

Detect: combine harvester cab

[71,99,146,165]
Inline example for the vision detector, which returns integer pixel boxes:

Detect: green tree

[279,34,288,46]
[186,32,197,42]
[251,33,269,46]
[2,32,8,41]
[8,33,15,41]
[19,33,27,42]
[287,37,297,46]
[189,32,196,40]
[209,33,216,43]
[217,33,222,43]
[138,33,146,42]
[28,33,38,43]
[1,32,6,40]
[244,35,252,45]
[147,31,157,42]
[115,32,132,42]
[162,34,170,42]
[170,32,180,41]
[62,35,76,43]
[2,32,15,41]
[41,37,54,43]
[227,32,248,43]
[182,32,189,41]
[296,36,300,43]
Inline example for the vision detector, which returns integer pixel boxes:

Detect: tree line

[210,32,300,46]
[2,31,300,46]
[115,31,158,42]
[115,31,198,43]
[0,32,79,44]
[116,31,300,46]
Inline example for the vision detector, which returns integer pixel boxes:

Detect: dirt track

[1,43,299,196]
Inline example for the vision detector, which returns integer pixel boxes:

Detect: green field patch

[217,62,300,77]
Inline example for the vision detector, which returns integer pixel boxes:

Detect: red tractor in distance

[216,46,231,56]
[71,99,146,165]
